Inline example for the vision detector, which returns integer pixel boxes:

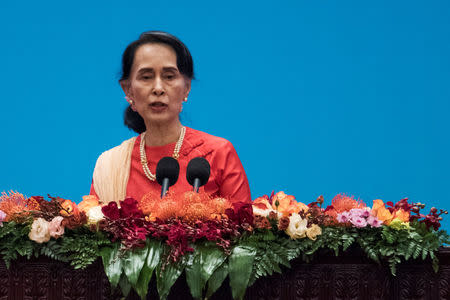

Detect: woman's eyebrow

[162,66,179,72]
[137,67,154,74]
[137,67,178,73]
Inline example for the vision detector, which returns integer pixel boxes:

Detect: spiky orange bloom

[26,197,41,211]
[139,191,232,221]
[325,194,366,223]
[0,191,29,221]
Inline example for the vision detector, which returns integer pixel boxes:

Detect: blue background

[1,1,449,229]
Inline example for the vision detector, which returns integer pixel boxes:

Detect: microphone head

[156,157,180,187]
[186,157,211,187]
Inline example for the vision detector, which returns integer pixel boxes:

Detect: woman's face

[122,43,191,127]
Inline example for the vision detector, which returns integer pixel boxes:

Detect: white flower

[86,206,105,224]
[252,207,282,218]
[29,218,51,243]
[285,213,308,239]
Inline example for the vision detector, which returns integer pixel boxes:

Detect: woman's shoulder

[183,127,234,157]
[96,136,137,161]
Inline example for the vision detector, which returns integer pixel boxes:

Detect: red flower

[225,201,254,225]
[120,198,144,219]
[102,202,120,220]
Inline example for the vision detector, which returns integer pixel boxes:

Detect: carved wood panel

[0,248,448,300]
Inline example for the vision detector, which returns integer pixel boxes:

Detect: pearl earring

[183,97,188,102]
[125,96,134,105]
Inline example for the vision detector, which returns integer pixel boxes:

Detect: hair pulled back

[121,31,194,133]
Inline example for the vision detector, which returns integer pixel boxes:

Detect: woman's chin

[143,113,177,126]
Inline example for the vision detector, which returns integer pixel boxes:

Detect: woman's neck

[144,120,183,146]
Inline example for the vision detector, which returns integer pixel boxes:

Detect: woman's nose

[152,77,165,96]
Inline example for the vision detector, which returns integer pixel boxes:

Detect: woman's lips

[149,102,168,113]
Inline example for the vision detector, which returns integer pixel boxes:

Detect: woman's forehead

[133,43,178,70]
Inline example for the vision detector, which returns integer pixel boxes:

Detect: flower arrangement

[0,190,448,300]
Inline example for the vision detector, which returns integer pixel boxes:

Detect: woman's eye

[165,74,175,80]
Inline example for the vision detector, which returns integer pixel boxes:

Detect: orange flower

[393,208,410,223]
[325,194,366,224]
[0,191,29,221]
[371,199,393,225]
[331,194,366,213]
[252,197,274,216]
[139,191,232,221]
[271,191,308,217]
[252,197,272,210]
[78,195,99,213]
[59,199,80,217]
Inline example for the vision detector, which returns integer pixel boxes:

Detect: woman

[90,31,251,205]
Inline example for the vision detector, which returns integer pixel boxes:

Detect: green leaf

[199,244,227,283]
[119,272,132,297]
[100,243,123,288]
[156,255,187,300]
[135,240,162,300]
[432,256,439,273]
[228,245,256,300]
[206,262,228,299]
[185,250,203,300]
[185,243,227,299]
[123,245,149,287]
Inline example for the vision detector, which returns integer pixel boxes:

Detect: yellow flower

[306,224,322,241]
[285,213,308,239]
[389,218,410,230]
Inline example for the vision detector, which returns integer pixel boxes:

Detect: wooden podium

[1,247,449,300]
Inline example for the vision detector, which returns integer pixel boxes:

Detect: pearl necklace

[139,126,186,181]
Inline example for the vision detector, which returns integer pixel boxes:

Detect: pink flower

[367,215,382,228]
[0,210,6,227]
[48,216,65,239]
[337,211,350,223]
[349,208,370,218]
[350,216,367,228]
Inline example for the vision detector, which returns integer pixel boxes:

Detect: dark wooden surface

[1,247,449,300]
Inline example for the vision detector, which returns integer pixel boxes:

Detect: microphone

[156,157,180,198]
[186,157,211,192]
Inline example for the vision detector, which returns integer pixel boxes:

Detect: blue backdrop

[1,0,449,229]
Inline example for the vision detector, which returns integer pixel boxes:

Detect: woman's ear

[184,79,191,98]
[120,80,132,98]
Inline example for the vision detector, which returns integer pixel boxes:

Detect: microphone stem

[161,178,170,198]
[193,178,201,193]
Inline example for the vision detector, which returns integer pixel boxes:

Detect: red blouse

[91,127,251,203]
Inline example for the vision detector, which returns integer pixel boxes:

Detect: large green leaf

[123,245,149,286]
[156,254,188,300]
[119,273,132,297]
[205,262,228,299]
[228,245,256,300]
[135,240,163,300]
[100,243,123,288]
[185,250,203,299]
[185,243,227,299]
[199,244,227,282]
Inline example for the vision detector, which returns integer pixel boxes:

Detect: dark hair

[121,31,195,133]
